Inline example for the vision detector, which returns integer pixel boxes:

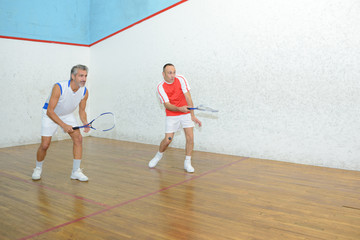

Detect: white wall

[90,0,360,171]
[1,0,359,171]
[0,38,90,148]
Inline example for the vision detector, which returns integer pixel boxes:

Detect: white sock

[73,159,81,172]
[185,156,192,167]
[156,151,164,159]
[36,161,43,169]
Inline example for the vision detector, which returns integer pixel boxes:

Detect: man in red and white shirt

[149,63,201,172]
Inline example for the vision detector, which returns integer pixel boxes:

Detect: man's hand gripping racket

[72,112,115,132]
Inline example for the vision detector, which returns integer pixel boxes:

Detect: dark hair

[163,63,174,72]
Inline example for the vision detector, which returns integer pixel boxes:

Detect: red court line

[0,171,110,208]
[0,35,89,47]
[18,157,249,240]
[0,0,188,47]
[89,0,188,46]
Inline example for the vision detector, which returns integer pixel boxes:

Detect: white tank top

[43,80,87,116]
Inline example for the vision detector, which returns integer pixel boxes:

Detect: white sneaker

[184,160,195,173]
[32,167,42,180]
[71,168,88,181]
[149,156,161,168]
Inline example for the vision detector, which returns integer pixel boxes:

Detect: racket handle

[72,127,80,130]
[187,108,196,110]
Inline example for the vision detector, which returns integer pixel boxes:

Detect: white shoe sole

[71,176,88,181]
[71,177,88,181]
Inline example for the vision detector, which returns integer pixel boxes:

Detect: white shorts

[41,109,78,136]
[165,113,195,133]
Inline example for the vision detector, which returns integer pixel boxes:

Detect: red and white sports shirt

[157,75,191,116]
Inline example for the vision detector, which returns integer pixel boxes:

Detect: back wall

[1,0,359,171]
[90,0,360,171]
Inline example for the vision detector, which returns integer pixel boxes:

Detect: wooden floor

[0,137,359,240]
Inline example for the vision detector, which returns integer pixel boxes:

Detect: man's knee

[73,134,83,145]
[40,141,51,151]
[164,136,173,145]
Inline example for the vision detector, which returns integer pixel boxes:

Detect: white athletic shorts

[41,109,78,136]
[165,113,195,133]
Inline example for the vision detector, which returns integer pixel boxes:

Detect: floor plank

[0,137,359,240]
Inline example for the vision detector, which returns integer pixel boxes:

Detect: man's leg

[32,136,52,180]
[69,130,83,159]
[69,130,88,181]
[37,136,52,162]
[149,132,174,168]
[159,132,175,152]
[183,127,195,173]
[184,127,194,156]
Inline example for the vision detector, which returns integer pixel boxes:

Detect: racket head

[90,112,115,131]
[196,104,219,112]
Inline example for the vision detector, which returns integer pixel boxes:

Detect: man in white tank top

[32,65,90,181]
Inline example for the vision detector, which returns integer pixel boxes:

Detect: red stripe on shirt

[157,82,166,103]
[177,75,189,92]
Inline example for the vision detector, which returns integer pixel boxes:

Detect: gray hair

[70,64,88,79]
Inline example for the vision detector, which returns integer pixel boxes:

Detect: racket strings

[197,105,218,112]
[91,114,115,131]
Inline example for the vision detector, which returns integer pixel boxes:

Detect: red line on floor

[18,157,249,240]
[0,171,110,208]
